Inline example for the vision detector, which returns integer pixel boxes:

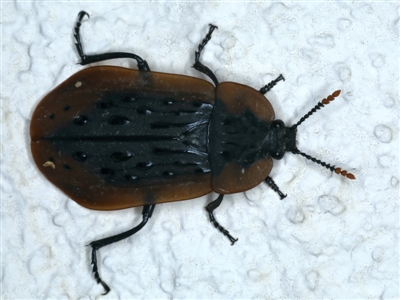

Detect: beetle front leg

[88,204,155,295]
[193,24,220,86]
[74,11,150,71]
[264,176,287,199]
[205,194,238,245]
[259,74,285,94]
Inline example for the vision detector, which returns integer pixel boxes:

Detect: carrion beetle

[30,11,355,294]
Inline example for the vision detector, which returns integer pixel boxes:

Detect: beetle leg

[205,194,238,245]
[193,24,220,86]
[88,204,155,295]
[264,176,287,200]
[73,11,150,71]
[259,74,285,95]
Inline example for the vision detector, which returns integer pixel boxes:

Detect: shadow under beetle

[30,11,355,294]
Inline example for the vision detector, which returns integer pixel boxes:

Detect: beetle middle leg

[264,176,287,200]
[205,194,238,245]
[74,11,150,71]
[88,204,155,295]
[193,24,220,86]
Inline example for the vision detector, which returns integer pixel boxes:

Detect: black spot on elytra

[48,113,55,120]
[136,107,152,115]
[100,168,114,177]
[98,101,113,109]
[153,148,163,154]
[73,116,88,125]
[109,115,130,125]
[111,151,133,162]
[63,104,71,111]
[64,164,71,171]
[122,96,136,103]
[73,151,88,162]
[125,174,139,181]
[221,150,230,158]
[192,102,203,108]
[136,162,153,169]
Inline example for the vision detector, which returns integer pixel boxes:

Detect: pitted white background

[2,2,399,299]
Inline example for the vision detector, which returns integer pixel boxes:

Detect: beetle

[30,11,355,294]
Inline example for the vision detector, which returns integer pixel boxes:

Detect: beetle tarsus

[90,245,111,295]
[193,24,219,86]
[208,212,238,245]
[264,176,287,200]
[74,11,89,62]
[205,195,238,245]
[259,74,285,95]
[87,204,156,294]
[73,11,150,71]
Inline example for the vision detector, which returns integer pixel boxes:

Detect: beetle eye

[271,150,285,160]
[272,120,285,129]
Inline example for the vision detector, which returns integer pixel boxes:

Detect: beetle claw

[230,237,239,246]
[78,11,90,20]
[100,281,111,295]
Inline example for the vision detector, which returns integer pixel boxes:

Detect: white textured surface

[2,2,399,299]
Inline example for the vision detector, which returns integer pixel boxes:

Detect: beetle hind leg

[88,205,155,295]
[73,11,150,71]
[264,176,287,199]
[193,24,220,86]
[205,194,238,245]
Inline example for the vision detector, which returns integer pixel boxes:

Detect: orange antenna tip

[293,89,342,128]
[347,173,356,180]
[322,98,330,105]
[321,90,341,105]
[334,167,355,180]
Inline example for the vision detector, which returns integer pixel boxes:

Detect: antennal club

[292,90,341,129]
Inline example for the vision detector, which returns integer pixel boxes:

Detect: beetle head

[267,120,297,160]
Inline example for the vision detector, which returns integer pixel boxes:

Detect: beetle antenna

[292,90,341,129]
[291,148,355,179]
[290,89,355,179]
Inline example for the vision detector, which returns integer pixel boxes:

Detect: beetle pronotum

[30,11,355,294]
